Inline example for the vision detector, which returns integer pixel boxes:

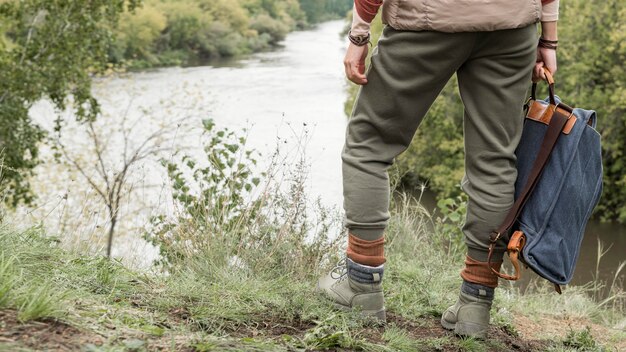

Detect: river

[23,20,623,290]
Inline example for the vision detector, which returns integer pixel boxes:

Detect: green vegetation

[0,0,352,210]
[1,123,624,351]
[1,201,623,350]
[346,0,626,223]
[0,0,139,209]
[110,0,352,68]
[0,0,351,211]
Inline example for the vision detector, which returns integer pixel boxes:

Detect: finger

[546,64,557,76]
[350,60,368,85]
[532,63,543,83]
[344,60,351,80]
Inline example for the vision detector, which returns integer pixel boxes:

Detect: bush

[108,0,351,67]
[113,4,167,64]
[146,120,342,277]
[250,13,291,45]
[155,1,213,56]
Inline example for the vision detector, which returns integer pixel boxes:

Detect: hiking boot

[441,281,494,339]
[317,258,386,322]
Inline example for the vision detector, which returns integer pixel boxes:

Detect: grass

[0,195,624,351]
[0,124,624,350]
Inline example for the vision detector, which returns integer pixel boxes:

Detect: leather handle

[531,68,556,105]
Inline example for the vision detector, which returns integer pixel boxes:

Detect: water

[24,20,349,267]
[23,20,624,287]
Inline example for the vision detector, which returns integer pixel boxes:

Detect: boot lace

[330,258,348,281]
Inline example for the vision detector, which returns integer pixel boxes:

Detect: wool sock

[460,255,502,288]
[346,233,385,267]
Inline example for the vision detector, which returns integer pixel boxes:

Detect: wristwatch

[348,31,371,46]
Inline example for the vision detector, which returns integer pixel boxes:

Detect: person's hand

[344,43,369,85]
[533,47,557,82]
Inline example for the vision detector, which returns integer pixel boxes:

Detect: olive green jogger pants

[342,24,537,262]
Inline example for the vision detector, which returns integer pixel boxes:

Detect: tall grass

[0,228,68,322]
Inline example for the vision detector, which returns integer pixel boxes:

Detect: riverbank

[1,202,624,351]
[111,0,351,70]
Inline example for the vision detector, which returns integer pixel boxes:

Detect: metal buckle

[490,231,501,243]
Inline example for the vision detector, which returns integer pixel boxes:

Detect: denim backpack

[487,70,603,293]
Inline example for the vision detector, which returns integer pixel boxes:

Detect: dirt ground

[1,308,622,351]
[0,310,103,351]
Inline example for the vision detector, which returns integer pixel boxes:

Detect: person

[318,0,559,339]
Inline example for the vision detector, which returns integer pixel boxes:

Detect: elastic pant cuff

[348,227,385,241]
[347,258,384,284]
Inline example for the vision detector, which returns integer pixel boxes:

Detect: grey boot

[441,281,494,339]
[317,258,386,321]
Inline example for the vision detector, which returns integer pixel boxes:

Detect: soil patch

[515,314,626,351]
[171,307,552,352]
[385,313,549,352]
[0,309,103,351]
[5,306,600,351]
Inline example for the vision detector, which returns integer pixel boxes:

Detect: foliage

[2,199,624,350]
[0,228,69,321]
[1,123,624,345]
[347,0,626,222]
[111,0,352,68]
[0,0,349,207]
[435,193,469,257]
[146,119,342,276]
[562,327,606,351]
[147,119,264,267]
[556,0,626,222]
[396,79,466,200]
[299,0,352,24]
[0,0,140,207]
[113,4,167,65]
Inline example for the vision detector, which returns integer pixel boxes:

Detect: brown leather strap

[491,231,526,280]
[496,108,569,238]
[488,105,570,280]
[531,68,556,105]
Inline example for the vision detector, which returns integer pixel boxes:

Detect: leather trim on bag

[526,101,576,134]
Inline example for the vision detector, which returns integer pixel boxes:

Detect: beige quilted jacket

[352,0,559,35]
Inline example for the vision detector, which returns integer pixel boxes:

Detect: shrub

[250,14,291,45]
[146,120,342,277]
[114,4,167,64]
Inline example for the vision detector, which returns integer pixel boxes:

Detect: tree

[0,0,140,207]
[556,0,626,222]
[54,105,180,257]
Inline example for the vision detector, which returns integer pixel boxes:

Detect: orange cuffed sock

[346,233,386,267]
[460,255,503,288]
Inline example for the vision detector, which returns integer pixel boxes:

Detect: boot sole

[454,321,488,340]
[440,316,456,331]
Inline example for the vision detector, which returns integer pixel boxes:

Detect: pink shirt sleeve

[541,0,560,22]
[351,8,372,36]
